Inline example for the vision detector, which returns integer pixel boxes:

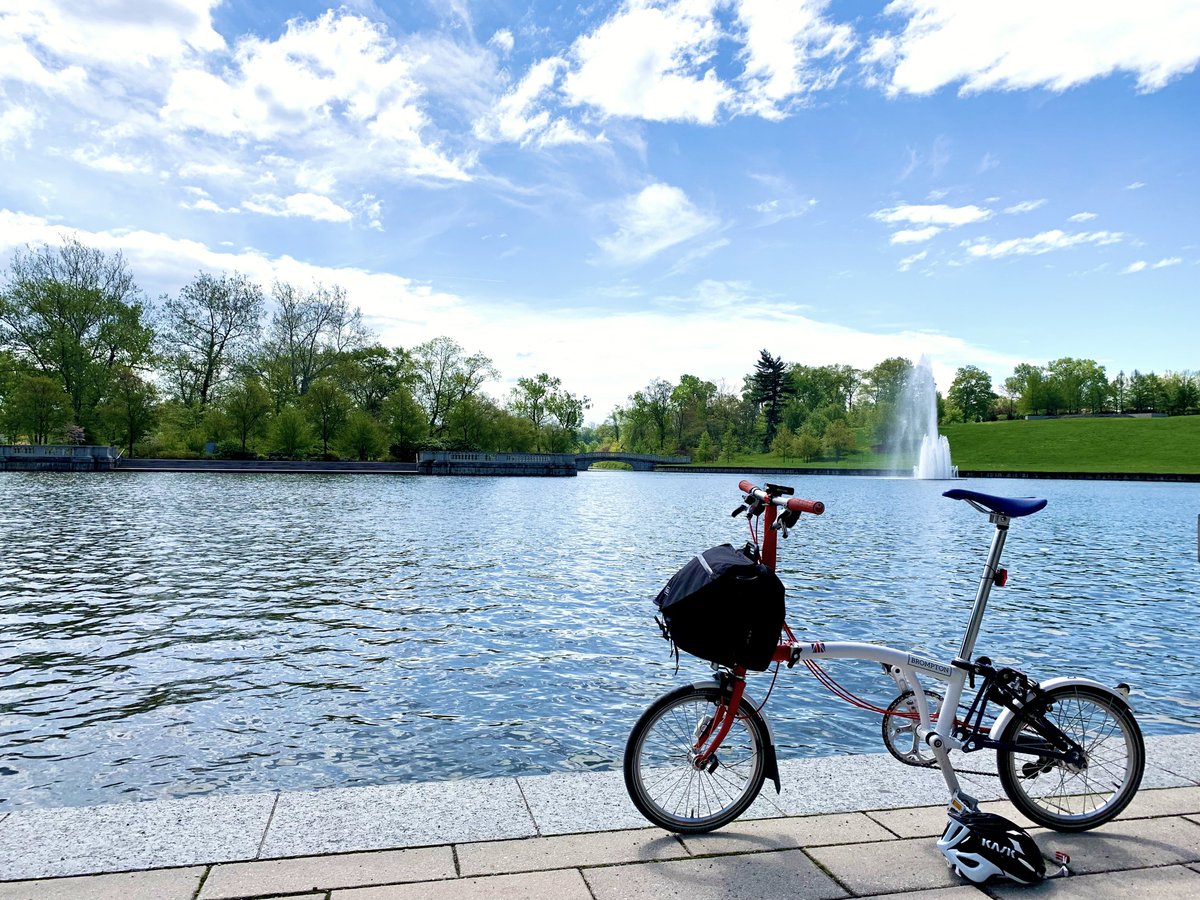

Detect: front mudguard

[988,676,1133,741]
[693,679,781,794]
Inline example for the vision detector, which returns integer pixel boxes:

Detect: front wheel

[624,684,768,833]
[997,684,1144,832]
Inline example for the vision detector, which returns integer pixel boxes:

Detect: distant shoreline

[92,458,1200,482]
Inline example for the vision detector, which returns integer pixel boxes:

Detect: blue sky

[1,1,1197,416]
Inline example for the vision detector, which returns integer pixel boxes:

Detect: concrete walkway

[1,732,1198,898]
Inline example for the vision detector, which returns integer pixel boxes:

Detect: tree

[160,271,264,406]
[6,374,69,443]
[341,409,386,461]
[720,427,738,461]
[303,379,350,456]
[627,378,674,453]
[382,386,427,460]
[794,430,822,462]
[0,237,152,431]
[271,406,312,458]
[748,349,792,449]
[409,336,497,436]
[509,372,589,451]
[221,376,272,453]
[863,357,912,405]
[948,366,994,422]
[260,281,366,399]
[770,426,794,460]
[695,430,714,462]
[337,345,407,417]
[98,367,158,456]
[823,419,856,460]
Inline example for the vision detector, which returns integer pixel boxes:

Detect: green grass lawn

[696,416,1200,474]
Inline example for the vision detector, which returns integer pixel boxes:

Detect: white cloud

[69,147,152,174]
[1153,257,1182,268]
[964,229,1124,259]
[1068,211,1098,222]
[241,192,354,224]
[473,56,601,148]
[596,183,720,265]
[1125,181,1147,190]
[734,0,855,118]
[0,0,224,76]
[1122,260,1148,274]
[0,106,38,151]
[873,203,992,227]
[898,250,928,271]
[161,11,473,183]
[562,1,732,124]
[1004,199,1046,214]
[865,1,1200,95]
[488,29,515,55]
[891,226,942,244]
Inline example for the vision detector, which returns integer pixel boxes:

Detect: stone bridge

[574,451,691,471]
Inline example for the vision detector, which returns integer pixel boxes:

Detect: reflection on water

[1,471,1197,810]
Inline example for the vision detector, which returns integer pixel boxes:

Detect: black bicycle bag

[654,544,785,671]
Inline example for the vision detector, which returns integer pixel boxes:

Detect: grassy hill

[699,416,1200,474]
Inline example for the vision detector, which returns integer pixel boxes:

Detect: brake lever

[731,504,747,517]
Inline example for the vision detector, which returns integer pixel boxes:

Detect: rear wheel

[624,684,768,833]
[997,684,1144,832]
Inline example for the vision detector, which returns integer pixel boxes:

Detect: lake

[1,470,1197,810]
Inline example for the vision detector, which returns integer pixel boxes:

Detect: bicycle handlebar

[739,480,825,515]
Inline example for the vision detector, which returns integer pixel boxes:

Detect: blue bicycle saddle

[943,489,1047,518]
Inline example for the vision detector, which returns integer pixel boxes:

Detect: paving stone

[260,777,534,858]
[866,801,1038,839]
[457,827,687,877]
[254,895,325,900]
[1145,734,1200,786]
[332,868,592,899]
[201,846,454,898]
[681,811,895,856]
[0,793,275,880]
[517,770,663,836]
[990,863,1200,898]
[0,867,205,900]
[584,849,848,900]
[770,753,1005,819]
[1121,786,1200,818]
[866,889,981,900]
[1029,816,1200,874]
[808,836,962,895]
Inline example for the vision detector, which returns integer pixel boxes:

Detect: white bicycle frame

[749,506,1129,807]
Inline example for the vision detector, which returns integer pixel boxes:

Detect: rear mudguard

[694,679,781,794]
[988,676,1134,741]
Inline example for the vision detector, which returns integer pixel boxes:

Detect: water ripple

[1,470,1197,810]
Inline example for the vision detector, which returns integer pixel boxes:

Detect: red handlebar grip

[787,497,825,515]
[738,479,757,494]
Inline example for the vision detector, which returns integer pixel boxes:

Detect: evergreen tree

[748,349,792,450]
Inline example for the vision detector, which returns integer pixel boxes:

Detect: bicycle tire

[624,684,768,834]
[997,684,1144,832]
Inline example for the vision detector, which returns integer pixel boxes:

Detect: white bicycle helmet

[937,809,1046,885]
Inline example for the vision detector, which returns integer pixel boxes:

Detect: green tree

[160,271,264,407]
[98,367,158,456]
[221,376,272,454]
[303,379,350,456]
[7,374,70,443]
[382,386,428,460]
[823,419,856,461]
[720,427,738,461]
[694,430,713,462]
[409,336,497,436]
[770,426,794,460]
[748,349,792,450]
[336,345,408,417]
[863,357,912,405]
[508,373,588,452]
[340,409,386,461]
[794,430,822,462]
[260,281,366,399]
[0,237,152,432]
[271,406,312,458]
[947,365,994,422]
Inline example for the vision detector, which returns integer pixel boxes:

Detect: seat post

[957,513,1010,662]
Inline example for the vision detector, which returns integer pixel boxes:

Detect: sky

[1,0,1197,418]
